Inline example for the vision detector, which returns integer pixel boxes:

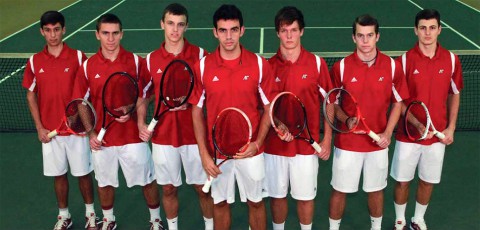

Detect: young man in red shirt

[390,9,463,230]
[73,13,163,230]
[137,3,213,230]
[22,11,97,230]
[263,6,332,230]
[190,4,277,230]
[328,15,409,230]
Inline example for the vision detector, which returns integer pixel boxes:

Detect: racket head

[102,72,139,118]
[65,98,97,135]
[158,59,194,111]
[212,107,252,158]
[269,92,307,138]
[404,101,430,141]
[323,88,360,133]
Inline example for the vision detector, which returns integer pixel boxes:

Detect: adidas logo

[212,76,219,82]
[302,74,307,79]
[39,68,45,73]
[94,74,101,79]
[275,77,281,82]
[413,69,420,74]
[157,68,162,74]
[243,75,249,80]
[351,77,358,82]
[439,69,444,74]
[378,76,384,81]
[64,68,69,72]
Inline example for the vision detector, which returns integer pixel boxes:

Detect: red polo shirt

[22,43,86,132]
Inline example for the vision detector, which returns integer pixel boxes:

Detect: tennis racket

[323,88,380,141]
[404,100,445,141]
[96,72,139,142]
[147,59,194,131]
[269,91,322,153]
[47,98,97,138]
[202,107,252,193]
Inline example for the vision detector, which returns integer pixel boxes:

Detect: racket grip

[47,130,58,138]
[147,118,159,132]
[368,131,381,142]
[435,132,445,139]
[311,141,322,153]
[202,176,213,193]
[97,128,106,142]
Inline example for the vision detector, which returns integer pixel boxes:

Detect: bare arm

[26,91,50,143]
[136,96,154,141]
[441,93,460,145]
[376,101,402,148]
[192,106,221,178]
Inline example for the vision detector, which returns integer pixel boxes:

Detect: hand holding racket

[202,107,252,193]
[147,59,194,132]
[48,98,97,138]
[269,92,322,153]
[323,88,381,142]
[404,100,445,141]
[95,72,139,148]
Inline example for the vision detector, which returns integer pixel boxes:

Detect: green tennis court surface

[1,1,479,229]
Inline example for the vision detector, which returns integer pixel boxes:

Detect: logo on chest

[212,76,219,82]
[301,74,307,79]
[39,68,45,73]
[243,75,250,80]
[64,68,69,72]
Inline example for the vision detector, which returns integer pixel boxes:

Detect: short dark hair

[352,14,379,35]
[40,11,65,28]
[162,3,189,24]
[415,9,440,27]
[96,13,122,32]
[213,4,243,29]
[274,6,305,32]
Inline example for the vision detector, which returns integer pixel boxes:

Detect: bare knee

[162,184,177,197]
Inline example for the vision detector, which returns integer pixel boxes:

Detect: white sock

[59,208,70,218]
[300,222,312,230]
[272,221,285,230]
[204,216,213,230]
[394,202,406,222]
[102,208,115,221]
[85,203,95,216]
[167,217,178,230]
[149,207,161,222]
[370,216,382,230]
[413,201,428,222]
[329,217,341,230]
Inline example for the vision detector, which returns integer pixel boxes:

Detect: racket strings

[272,94,306,137]
[162,62,192,108]
[65,100,95,133]
[103,73,138,117]
[405,103,429,140]
[213,111,250,157]
[324,89,359,133]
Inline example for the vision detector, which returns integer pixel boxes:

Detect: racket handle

[311,141,322,153]
[147,118,159,132]
[97,128,106,142]
[368,131,381,142]
[434,131,445,139]
[202,176,213,193]
[47,130,58,139]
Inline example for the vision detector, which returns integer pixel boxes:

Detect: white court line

[0,0,82,43]
[408,0,480,49]
[259,28,264,54]
[1,0,126,85]
[456,0,480,13]
[79,26,421,32]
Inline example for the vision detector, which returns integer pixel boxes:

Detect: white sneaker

[410,217,427,230]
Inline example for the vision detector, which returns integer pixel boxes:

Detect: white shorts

[152,144,207,186]
[331,147,388,193]
[263,154,318,201]
[211,153,265,205]
[42,135,92,177]
[390,141,445,184]
[92,142,155,188]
